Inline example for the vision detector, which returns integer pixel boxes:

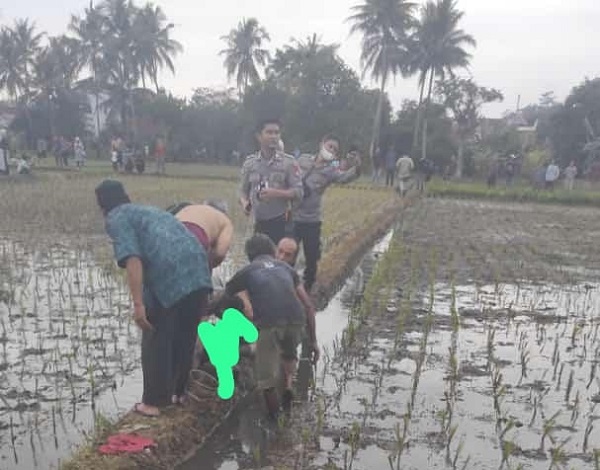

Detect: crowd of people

[107,135,169,176]
[95,118,365,423]
[370,145,435,196]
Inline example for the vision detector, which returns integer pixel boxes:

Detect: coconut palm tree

[220,18,270,98]
[70,1,108,141]
[411,0,475,160]
[347,0,416,169]
[268,34,339,91]
[132,4,182,93]
[0,27,27,102]
[33,36,83,137]
[0,19,44,146]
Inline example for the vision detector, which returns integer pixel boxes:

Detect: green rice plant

[346,422,361,470]
[582,404,596,453]
[540,411,561,452]
[548,438,570,470]
[564,369,575,404]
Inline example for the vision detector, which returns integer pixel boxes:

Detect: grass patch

[427,178,600,207]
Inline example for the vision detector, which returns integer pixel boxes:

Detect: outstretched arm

[295,284,320,363]
[211,221,234,269]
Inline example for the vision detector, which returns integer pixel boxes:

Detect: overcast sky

[2,0,600,117]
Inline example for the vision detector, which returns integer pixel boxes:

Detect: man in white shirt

[545,161,560,190]
[395,154,415,197]
[564,161,578,191]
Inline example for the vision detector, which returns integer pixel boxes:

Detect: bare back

[175,205,234,267]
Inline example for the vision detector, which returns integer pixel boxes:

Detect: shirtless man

[167,200,233,270]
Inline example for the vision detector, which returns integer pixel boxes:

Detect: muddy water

[0,236,248,470]
[312,281,600,470]
[0,239,143,469]
[178,230,395,470]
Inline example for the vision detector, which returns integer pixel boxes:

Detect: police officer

[239,118,303,245]
[293,134,361,292]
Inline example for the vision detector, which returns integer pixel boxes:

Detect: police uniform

[240,150,303,244]
[293,154,360,291]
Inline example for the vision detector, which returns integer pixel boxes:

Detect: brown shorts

[254,324,304,390]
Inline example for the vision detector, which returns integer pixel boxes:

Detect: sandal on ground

[132,403,160,418]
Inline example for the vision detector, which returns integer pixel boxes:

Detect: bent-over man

[225,234,319,420]
[95,180,213,416]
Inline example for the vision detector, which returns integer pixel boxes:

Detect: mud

[177,198,600,470]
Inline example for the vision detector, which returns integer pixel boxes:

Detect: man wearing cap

[95,180,213,416]
[239,118,303,245]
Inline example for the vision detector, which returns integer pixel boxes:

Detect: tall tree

[32,35,83,137]
[435,77,503,177]
[411,0,475,160]
[268,34,339,91]
[70,1,107,141]
[131,4,182,92]
[220,18,270,98]
[0,19,44,145]
[347,0,416,169]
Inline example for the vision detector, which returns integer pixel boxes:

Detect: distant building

[477,111,539,152]
[0,102,17,130]
[84,93,110,139]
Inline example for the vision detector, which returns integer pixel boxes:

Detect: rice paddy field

[3,164,600,470]
[0,166,396,470]
[279,198,600,470]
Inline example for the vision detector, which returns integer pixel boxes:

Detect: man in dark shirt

[225,234,319,419]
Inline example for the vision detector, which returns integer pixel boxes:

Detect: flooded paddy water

[0,235,248,470]
[4,193,600,470]
[0,238,139,469]
[178,198,600,470]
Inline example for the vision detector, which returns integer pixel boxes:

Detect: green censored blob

[197,308,259,400]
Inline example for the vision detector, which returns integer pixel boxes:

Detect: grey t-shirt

[225,255,305,327]
[293,154,359,223]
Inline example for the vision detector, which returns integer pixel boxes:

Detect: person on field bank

[384,144,398,187]
[74,136,86,169]
[395,154,414,197]
[239,118,303,245]
[545,160,560,190]
[155,136,167,175]
[293,134,361,292]
[371,146,383,184]
[564,161,578,191]
[225,234,319,421]
[95,180,213,416]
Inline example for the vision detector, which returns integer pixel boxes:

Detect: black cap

[95,179,130,215]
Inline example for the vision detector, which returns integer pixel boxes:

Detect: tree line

[1,0,598,177]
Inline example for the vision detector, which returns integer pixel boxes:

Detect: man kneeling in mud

[225,234,319,420]
[276,238,319,400]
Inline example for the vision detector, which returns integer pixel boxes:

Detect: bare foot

[133,403,160,417]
